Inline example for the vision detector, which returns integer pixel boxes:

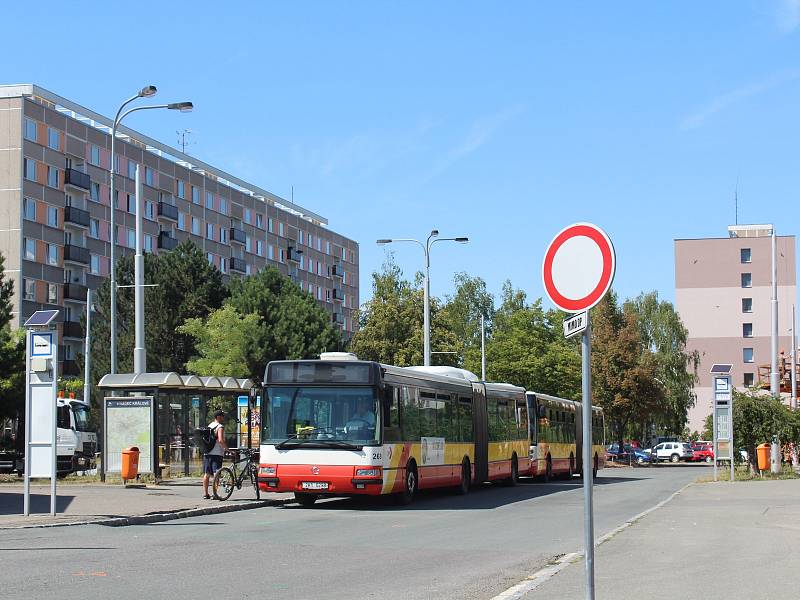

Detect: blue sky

[6,1,800,309]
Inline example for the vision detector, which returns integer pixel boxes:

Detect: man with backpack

[202,409,228,499]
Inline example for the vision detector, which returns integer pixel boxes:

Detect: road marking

[489,481,694,600]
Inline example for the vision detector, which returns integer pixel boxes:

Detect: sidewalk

[522,478,800,600]
[0,479,293,529]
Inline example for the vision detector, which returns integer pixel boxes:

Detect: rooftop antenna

[176,129,194,154]
[734,172,739,225]
[291,185,294,204]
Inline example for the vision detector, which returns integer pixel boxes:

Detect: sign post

[710,364,734,482]
[543,223,615,600]
[22,310,60,517]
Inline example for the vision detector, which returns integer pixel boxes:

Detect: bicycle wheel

[212,466,235,501]
[250,465,261,500]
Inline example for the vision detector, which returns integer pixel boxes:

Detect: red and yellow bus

[258,355,529,506]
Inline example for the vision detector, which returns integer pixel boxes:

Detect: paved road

[0,464,708,600]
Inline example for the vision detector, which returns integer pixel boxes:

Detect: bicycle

[212,447,261,501]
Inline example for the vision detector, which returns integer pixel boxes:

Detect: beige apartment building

[675,225,796,433]
[0,84,359,377]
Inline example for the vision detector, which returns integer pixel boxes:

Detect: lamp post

[377,231,468,366]
[108,87,192,373]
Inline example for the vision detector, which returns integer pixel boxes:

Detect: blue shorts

[203,454,222,475]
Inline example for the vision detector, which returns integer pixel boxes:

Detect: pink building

[675,225,796,433]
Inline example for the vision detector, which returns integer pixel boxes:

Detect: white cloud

[680,69,800,130]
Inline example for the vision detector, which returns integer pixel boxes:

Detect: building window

[220,228,227,244]
[23,279,35,301]
[279,222,284,237]
[47,127,59,151]
[47,206,58,227]
[244,208,251,223]
[23,238,35,261]
[268,218,274,233]
[741,273,752,288]
[268,245,274,260]
[90,145,101,166]
[24,158,36,181]
[145,167,154,186]
[47,283,58,304]
[128,160,136,179]
[326,240,331,255]
[190,187,199,204]
[23,197,36,221]
[90,254,100,274]
[245,235,252,253]
[145,201,154,219]
[743,348,754,363]
[178,212,186,231]
[256,214,263,229]
[127,229,136,248]
[90,219,100,238]
[206,223,214,240]
[191,217,200,235]
[741,248,751,263]
[743,373,754,387]
[24,118,37,142]
[279,248,285,263]
[144,235,154,253]
[205,193,214,210]
[256,240,263,256]
[743,323,753,338]
[46,244,57,266]
[220,257,227,273]
[219,198,227,215]
[177,181,186,199]
[207,252,214,265]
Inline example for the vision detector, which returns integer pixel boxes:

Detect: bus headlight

[259,465,277,476]
[355,468,382,478]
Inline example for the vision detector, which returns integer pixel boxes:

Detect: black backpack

[193,426,217,454]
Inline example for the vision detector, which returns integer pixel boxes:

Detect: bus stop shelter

[97,372,258,480]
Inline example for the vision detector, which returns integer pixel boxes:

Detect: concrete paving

[0,478,291,528]
[522,478,800,600]
[0,464,706,600]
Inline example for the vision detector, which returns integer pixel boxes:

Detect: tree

[0,252,24,424]
[625,291,699,435]
[178,305,261,378]
[731,390,791,473]
[591,291,665,451]
[440,272,494,374]
[350,256,456,366]
[89,241,227,377]
[227,266,341,381]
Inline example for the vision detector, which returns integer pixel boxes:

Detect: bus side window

[401,386,419,441]
[458,397,472,442]
[384,386,402,442]
[516,401,528,440]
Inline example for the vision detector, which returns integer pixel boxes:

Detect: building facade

[675,225,796,433]
[0,85,359,376]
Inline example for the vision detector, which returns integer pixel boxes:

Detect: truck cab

[56,399,97,474]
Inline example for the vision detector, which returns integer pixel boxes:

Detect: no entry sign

[542,223,616,313]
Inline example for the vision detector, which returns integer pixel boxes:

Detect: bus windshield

[264,386,380,446]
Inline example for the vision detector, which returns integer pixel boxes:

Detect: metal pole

[730,392,734,482]
[133,165,146,374]
[481,314,486,380]
[50,341,57,516]
[109,124,117,374]
[23,331,31,517]
[423,248,431,367]
[84,289,92,406]
[792,305,797,410]
[581,311,595,600]
[770,226,779,396]
[713,400,718,482]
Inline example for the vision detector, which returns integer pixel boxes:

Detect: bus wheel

[397,460,417,505]
[294,492,318,507]
[457,458,470,495]
[544,456,553,482]
[504,454,519,486]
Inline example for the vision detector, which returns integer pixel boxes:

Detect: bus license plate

[301,481,329,490]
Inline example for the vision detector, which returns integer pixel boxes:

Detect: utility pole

[770,226,779,397]
[83,289,92,406]
[481,314,486,381]
[133,165,146,374]
[792,304,797,410]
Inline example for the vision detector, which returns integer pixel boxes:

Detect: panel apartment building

[0,84,359,377]
[675,225,796,432]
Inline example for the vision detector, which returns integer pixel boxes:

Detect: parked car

[691,447,714,463]
[646,442,694,463]
[691,441,712,452]
[606,444,652,464]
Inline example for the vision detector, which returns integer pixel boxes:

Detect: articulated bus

[526,392,606,481]
[258,355,529,505]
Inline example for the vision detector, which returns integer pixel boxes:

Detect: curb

[0,497,293,530]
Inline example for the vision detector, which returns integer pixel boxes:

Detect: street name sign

[563,311,588,338]
[542,223,616,314]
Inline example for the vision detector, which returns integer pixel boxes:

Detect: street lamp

[108,87,192,374]
[377,230,469,366]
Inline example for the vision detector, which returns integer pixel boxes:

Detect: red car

[691,447,714,463]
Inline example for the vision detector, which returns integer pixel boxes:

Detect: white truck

[55,398,97,475]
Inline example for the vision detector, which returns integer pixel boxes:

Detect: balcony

[229,228,246,245]
[158,231,178,251]
[332,287,344,302]
[62,320,83,339]
[331,263,344,278]
[64,168,91,191]
[230,257,247,273]
[157,201,179,221]
[62,359,80,377]
[288,246,303,263]
[63,283,88,302]
[64,206,90,228]
[64,244,90,265]
[332,312,345,325]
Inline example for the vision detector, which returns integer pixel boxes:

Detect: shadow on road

[277,473,648,512]
[0,492,75,516]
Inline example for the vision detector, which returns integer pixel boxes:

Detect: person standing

[203,409,228,499]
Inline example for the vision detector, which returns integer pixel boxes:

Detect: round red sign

[542,223,615,313]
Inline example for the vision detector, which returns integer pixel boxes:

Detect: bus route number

[372,452,382,460]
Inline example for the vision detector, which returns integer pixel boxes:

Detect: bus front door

[471,382,488,484]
